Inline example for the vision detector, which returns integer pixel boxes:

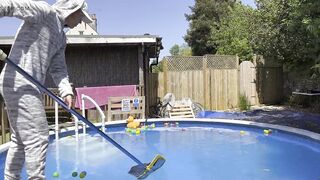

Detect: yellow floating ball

[53,171,59,177]
[79,171,87,179]
[151,123,156,128]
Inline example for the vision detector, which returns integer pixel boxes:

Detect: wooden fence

[151,55,239,110]
[149,55,283,111]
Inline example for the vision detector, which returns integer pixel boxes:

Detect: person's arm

[49,45,74,108]
[0,0,51,23]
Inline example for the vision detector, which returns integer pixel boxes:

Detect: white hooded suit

[0,0,87,179]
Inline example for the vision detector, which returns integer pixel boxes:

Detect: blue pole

[3,57,144,166]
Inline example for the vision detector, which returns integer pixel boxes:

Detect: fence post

[163,59,168,95]
[203,55,209,109]
[236,55,240,107]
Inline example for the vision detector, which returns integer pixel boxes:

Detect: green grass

[238,94,250,111]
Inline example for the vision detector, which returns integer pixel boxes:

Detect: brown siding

[45,45,139,88]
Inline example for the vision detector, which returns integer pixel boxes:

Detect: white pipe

[81,95,86,135]
[75,137,79,172]
[55,101,59,140]
[55,139,60,174]
[73,114,79,141]
[81,94,106,132]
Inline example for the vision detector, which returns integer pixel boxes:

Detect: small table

[292,92,320,96]
[292,92,320,106]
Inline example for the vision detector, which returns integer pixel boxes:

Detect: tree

[151,59,164,73]
[184,0,236,56]
[179,43,192,56]
[184,0,320,79]
[169,43,192,56]
[169,44,180,56]
[294,0,320,78]
[214,3,255,61]
[254,0,320,78]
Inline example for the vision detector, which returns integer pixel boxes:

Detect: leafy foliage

[238,94,250,111]
[184,0,320,79]
[184,0,236,56]
[169,43,192,56]
[152,60,164,73]
[169,44,180,56]
[214,3,255,61]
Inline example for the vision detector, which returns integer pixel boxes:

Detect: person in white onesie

[0,0,92,179]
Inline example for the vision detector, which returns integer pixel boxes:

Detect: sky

[0,0,255,59]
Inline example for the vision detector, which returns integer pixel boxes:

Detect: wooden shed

[0,35,162,117]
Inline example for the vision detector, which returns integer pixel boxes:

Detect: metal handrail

[54,94,106,141]
[81,94,106,134]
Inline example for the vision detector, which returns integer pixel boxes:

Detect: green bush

[238,94,250,111]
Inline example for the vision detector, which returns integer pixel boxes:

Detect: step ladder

[169,104,195,118]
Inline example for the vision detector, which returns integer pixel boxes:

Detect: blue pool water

[1,122,320,179]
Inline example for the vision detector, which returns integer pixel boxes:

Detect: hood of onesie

[52,0,92,23]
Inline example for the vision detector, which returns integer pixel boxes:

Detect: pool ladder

[54,94,106,141]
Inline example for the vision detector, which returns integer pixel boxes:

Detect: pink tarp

[74,85,137,110]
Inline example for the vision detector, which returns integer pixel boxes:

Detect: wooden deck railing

[107,96,145,121]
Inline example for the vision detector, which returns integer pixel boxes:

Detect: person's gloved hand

[64,94,73,109]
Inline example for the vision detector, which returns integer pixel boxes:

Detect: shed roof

[0,35,163,58]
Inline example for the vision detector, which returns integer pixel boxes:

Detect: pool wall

[1,118,320,153]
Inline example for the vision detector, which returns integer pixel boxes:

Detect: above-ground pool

[1,119,320,180]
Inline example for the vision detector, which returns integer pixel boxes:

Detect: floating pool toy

[126,128,143,135]
[164,122,181,128]
[264,129,272,135]
[72,171,78,177]
[151,123,156,128]
[127,116,140,129]
[79,171,87,179]
[164,122,169,127]
[53,171,59,177]
[240,130,246,135]
[128,115,134,121]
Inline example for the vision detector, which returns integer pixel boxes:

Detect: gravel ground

[199,105,320,134]
[237,106,320,134]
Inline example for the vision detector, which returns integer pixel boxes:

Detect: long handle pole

[0,50,143,165]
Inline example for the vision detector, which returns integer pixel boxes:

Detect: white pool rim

[1,118,320,153]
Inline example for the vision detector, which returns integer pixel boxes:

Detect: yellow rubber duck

[127,116,140,129]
